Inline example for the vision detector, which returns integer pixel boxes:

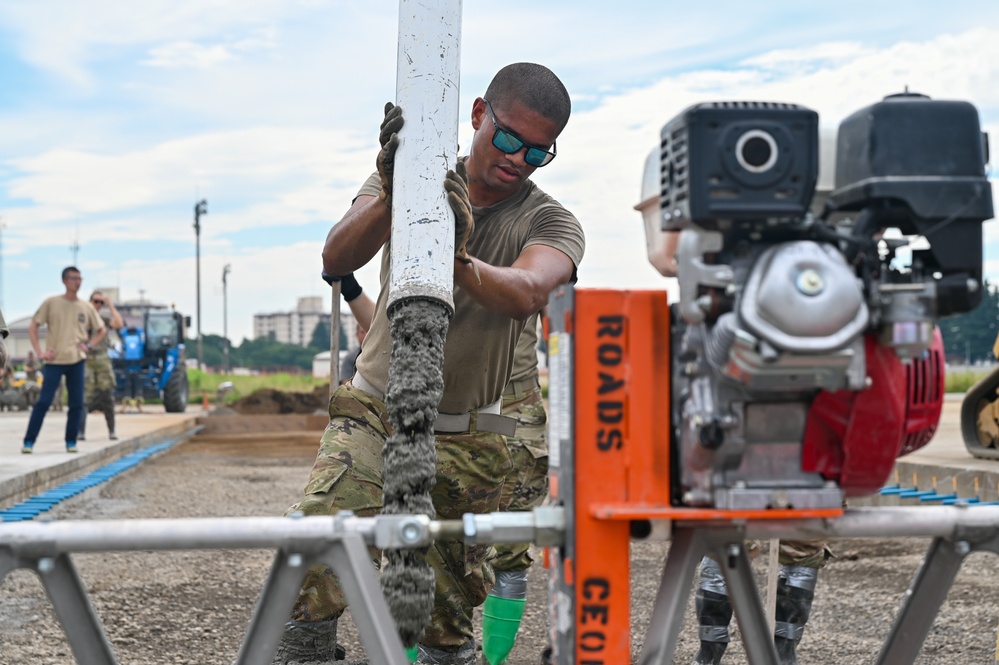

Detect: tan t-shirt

[33,295,105,365]
[354,169,584,413]
[509,312,540,385]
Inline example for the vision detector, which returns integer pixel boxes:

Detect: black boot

[692,588,733,664]
[691,556,733,665]
[270,618,346,664]
[773,566,818,665]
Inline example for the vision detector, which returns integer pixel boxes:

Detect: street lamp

[193,199,208,370]
[222,264,231,374]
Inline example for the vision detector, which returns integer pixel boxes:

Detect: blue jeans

[24,361,86,445]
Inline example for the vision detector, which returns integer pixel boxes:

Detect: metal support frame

[638,526,780,664]
[0,514,423,665]
[3,507,999,664]
[0,509,560,665]
[636,507,999,665]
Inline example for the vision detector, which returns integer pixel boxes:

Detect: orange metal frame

[549,287,843,664]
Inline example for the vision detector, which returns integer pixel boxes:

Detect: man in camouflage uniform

[79,291,123,441]
[692,540,831,665]
[273,63,584,665]
[482,311,548,665]
[0,309,12,410]
[22,350,40,408]
[331,286,551,665]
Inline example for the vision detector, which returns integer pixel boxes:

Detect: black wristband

[340,273,363,302]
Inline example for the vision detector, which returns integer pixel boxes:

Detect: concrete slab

[0,405,197,508]
[864,397,999,506]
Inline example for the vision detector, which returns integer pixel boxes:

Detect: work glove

[321,271,363,302]
[444,159,479,283]
[377,102,404,206]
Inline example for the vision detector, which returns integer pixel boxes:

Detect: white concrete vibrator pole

[380,0,463,654]
[388,0,461,313]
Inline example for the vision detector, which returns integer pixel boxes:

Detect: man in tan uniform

[22,266,106,453]
[273,63,584,665]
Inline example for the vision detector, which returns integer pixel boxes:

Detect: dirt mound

[228,386,329,415]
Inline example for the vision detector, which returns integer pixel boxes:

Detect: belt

[351,371,517,437]
[350,370,384,400]
[503,375,540,401]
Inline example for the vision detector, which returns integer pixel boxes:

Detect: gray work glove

[444,159,479,283]
[377,102,404,206]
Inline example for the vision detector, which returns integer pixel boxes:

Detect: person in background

[321,271,373,385]
[22,266,106,454]
[79,290,124,441]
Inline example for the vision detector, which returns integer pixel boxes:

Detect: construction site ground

[0,396,997,663]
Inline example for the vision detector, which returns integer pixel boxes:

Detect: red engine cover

[801,329,945,497]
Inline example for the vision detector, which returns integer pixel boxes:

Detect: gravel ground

[1,431,997,664]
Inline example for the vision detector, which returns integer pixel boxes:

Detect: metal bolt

[288,553,303,568]
[462,514,477,539]
[38,557,55,573]
[796,269,825,295]
[770,490,790,509]
[726,543,741,569]
[954,541,971,556]
[400,519,423,545]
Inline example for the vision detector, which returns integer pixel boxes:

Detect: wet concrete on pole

[382,298,448,645]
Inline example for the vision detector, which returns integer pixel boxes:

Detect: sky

[2,0,998,345]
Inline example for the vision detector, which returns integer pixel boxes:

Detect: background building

[253,296,357,348]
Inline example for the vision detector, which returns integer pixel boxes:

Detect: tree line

[188,320,348,372]
[188,287,999,372]
[939,280,999,365]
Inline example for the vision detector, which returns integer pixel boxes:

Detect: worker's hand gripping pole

[387,0,462,313]
[381,0,462,653]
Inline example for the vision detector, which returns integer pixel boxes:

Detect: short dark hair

[484,63,571,132]
[62,266,80,280]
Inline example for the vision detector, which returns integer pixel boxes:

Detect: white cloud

[4,126,371,244]
[142,42,238,69]
[2,6,999,344]
[548,27,999,293]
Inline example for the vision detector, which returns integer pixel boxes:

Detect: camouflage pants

[83,354,116,434]
[745,539,832,569]
[288,383,512,648]
[493,377,548,573]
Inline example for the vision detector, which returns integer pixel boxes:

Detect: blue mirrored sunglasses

[483,99,557,168]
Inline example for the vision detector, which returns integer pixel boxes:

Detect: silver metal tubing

[679,506,999,542]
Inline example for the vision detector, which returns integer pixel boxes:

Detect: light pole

[222,264,231,374]
[193,199,208,370]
